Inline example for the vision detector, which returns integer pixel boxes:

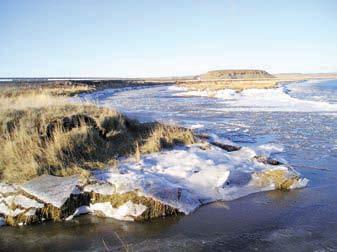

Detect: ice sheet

[91,145,308,214]
[20,175,79,208]
[177,87,337,112]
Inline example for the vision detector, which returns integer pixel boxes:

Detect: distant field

[1,71,336,94]
[177,79,279,92]
[176,71,337,92]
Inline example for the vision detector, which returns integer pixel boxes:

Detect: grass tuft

[0,87,194,183]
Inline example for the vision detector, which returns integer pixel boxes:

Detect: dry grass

[0,84,93,98]
[177,79,279,92]
[253,169,300,190]
[0,87,194,183]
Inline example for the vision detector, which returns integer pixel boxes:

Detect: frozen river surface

[1,79,337,251]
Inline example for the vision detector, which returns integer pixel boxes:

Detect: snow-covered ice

[4,194,44,209]
[177,87,337,112]
[84,183,116,195]
[20,175,80,208]
[0,202,25,217]
[90,144,308,214]
[0,183,18,195]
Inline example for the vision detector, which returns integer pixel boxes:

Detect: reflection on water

[2,80,337,251]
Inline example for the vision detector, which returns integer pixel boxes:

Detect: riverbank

[0,86,196,226]
[2,79,336,250]
[0,84,309,227]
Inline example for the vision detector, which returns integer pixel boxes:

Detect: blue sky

[1,0,337,77]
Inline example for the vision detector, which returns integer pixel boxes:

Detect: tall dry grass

[0,87,194,183]
[177,79,278,92]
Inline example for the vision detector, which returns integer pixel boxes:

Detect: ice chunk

[90,201,147,221]
[24,208,37,216]
[66,206,92,221]
[93,145,307,214]
[4,194,44,209]
[256,143,284,156]
[20,175,79,208]
[0,202,12,216]
[290,178,310,189]
[0,202,24,217]
[0,183,18,195]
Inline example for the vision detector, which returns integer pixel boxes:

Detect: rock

[209,141,241,152]
[254,155,283,165]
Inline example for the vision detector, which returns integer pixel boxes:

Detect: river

[1,79,337,251]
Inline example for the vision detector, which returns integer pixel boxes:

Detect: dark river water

[1,79,337,251]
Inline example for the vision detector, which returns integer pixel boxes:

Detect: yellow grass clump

[253,169,300,190]
[0,87,194,183]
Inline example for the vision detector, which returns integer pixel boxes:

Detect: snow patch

[92,145,307,214]
[90,201,147,221]
[66,206,92,221]
[84,183,116,195]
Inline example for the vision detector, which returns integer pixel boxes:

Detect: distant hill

[200,69,275,80]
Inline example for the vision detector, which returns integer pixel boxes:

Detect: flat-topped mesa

[200,69,275,80]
